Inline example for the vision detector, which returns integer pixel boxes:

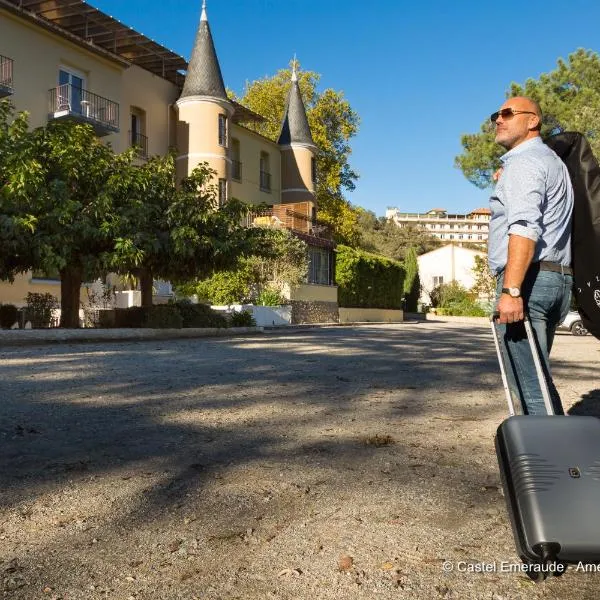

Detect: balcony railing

[259,170,271,192]
[48,84,119,136]
[231,159,242,181]
[244,206,333,241]
[0,55,14,97]
[129,131,148,159]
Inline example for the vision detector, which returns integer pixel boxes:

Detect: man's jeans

[495,266,572,415]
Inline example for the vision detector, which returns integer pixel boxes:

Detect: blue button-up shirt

[488,137,573,275]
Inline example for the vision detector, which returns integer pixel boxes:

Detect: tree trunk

[139,266,153,308]
[59,264,83,328]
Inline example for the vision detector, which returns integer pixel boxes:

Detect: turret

[277,59,318,212]
[175,0,233,203]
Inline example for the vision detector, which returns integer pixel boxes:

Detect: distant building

[386,207,491,246]
[417,244,488,306]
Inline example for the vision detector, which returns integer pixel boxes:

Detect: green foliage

[173,301,228,328]
[355,207,441,260]
[402,247,421,312]
[229,310,256,327]
[143,305,183,329]
[0,304,19,329]
[233,63,361,245]
[429,281,487,316]
[25,292,59,328]
[194,269,254,305]
[336,245,406,309]
[180,228,307,305]
[256,286,284,306]
[456,49,600,188]
[114,307,146,328]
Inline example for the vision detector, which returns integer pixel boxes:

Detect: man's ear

[529,114,541,131]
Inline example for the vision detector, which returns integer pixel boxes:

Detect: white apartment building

[386,207,491,246]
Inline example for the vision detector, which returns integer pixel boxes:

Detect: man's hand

[496,294,524,324]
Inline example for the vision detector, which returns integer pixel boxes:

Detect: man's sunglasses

[490,108,537,123]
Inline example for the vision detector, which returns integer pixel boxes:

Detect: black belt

[535,261,573,275]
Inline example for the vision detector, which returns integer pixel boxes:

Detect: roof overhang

[0,0,188,86]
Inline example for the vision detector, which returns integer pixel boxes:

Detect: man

[489,96,573,415]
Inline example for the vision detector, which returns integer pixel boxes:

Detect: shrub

[229,310,256,327]
[430,281,488,316]
[114,307,147,328]
[0,304,19,329]
[256,287,284,306]
[174,301,227,328]
[25,292,59,328]
[336,245,405,309]
[194,270,254,305]
[143,305,183,329]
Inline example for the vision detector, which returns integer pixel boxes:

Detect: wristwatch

[501,287,521,298]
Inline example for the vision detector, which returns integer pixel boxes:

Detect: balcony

[259,170,271,192]
[231,159,242,182]
[244,206,333,242]
[48,84,119,136]
[129,130,148,159]
[0,55,14,97]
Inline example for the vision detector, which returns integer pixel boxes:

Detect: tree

[403,247,421,312]
[456,49,600,188]
[231,63,361,245]
[471,254,495,303]
[1,107,118,327]
[108,155,270,307]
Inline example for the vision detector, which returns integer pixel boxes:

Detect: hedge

[336,245,406,309]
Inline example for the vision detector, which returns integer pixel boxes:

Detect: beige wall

[229,124,281,206]
[284,283,338,303]
[1,9,179,156]
[339,308,404,323]
[0,273,88,307]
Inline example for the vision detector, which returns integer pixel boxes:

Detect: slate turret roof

[277,61,315,146]
[180,1,227,100]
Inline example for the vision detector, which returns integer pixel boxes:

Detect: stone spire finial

[201,0,207,21]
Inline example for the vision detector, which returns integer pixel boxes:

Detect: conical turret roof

[180,1,227,100]
[277,61,315,146]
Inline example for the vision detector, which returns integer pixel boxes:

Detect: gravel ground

[1,322,599,600]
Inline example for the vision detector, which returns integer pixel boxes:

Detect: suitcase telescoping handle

[490,313,555,416]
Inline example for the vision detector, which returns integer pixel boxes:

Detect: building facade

[0,0,337,321]
[386,206,491,246]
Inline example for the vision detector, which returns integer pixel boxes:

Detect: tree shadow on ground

[568,389,600,416]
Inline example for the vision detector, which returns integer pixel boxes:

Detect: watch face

[509,287,520,297]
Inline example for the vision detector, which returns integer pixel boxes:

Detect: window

[433,276,444,287]
[260,152,271,191]
[218,114,228,147]
[218,178,227,205]
[308,247,331,285]
[130,108,147,158]
[58,67,85,113]
[231,138,241,181]
[311,157,317,184]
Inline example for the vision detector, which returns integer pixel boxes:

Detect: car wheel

[571,321,588,336]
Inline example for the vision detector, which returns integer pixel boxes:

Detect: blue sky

[91,0,600,217]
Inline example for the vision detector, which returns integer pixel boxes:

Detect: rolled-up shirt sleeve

[501,155,546,242]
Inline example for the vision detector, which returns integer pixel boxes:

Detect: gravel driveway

[1,322,599,599]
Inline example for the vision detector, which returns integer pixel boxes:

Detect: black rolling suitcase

[491,315,600,580]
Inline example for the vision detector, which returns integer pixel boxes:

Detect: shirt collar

[500,136,543,163]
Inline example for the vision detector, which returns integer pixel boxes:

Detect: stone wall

[291,301,339,324]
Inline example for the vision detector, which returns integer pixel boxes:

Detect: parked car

[559,310,589,336]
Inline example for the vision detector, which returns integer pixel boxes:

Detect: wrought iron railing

[49,84,119,131]
[129,131,148,158]
[231,159,242,181]
[244,207,333,240]
[259,170,271,191]
[0,55,13,92]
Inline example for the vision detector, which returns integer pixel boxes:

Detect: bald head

[510,96,542,130]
